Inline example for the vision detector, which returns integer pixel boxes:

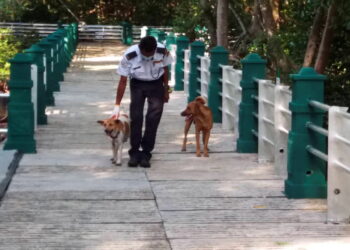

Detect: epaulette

[126,51,137,60]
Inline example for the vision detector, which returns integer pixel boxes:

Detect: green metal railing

[3,22,78,153]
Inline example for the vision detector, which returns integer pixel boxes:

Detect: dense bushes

[0,29,40,81]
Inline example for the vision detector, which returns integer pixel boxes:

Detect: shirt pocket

[151,61,164,75]
[131,65,145,78]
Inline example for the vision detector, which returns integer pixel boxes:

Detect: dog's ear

[195,96,206,105]
[97,120,104,125]
[114,120,121,124]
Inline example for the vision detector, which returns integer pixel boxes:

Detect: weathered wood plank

[170,238,350,250]
[0,223,166,240]
[0,240,170,250]
[160,209,327,223]
[8,174,151,193]
[5,190,153,200]
[0,199,157,211]
[156,197,326,211]
[165,223,350,238]
[151,180,284,198]
[0,210,162,223]
[147,155,279,181]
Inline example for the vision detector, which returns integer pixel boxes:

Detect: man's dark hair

[139,36,157,52]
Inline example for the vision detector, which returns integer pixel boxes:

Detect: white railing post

[257,80,275,163]
[328,106,350,224]
[274,85,292,177]
[221,67,242,136]
[183,49,190,98]
[30,64,38,131]
[170,44,177,87]
[199,56,210,100]
[141,26,148,38]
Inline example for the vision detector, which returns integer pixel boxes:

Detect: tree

[216,0,228,48]
[303,6,325,67]
[314,1,336,74]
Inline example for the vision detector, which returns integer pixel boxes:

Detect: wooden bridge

[0,42,349,250]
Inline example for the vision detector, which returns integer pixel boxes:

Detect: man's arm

[115,76,127,105]
[163,67,170,103]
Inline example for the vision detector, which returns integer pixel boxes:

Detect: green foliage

[0,28,40,80]
[172,0,203,40]
[0,29,20,79]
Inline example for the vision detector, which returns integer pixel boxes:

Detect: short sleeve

[117,56,131,76]
[162,51,173,66]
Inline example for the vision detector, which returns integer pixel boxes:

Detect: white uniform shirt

[117,42,173,81]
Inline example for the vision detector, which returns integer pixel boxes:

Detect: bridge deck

[0,42,349,249]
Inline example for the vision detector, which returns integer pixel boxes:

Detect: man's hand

[110,105,120,119]
[164,86,172,103]
[164,92,169,103]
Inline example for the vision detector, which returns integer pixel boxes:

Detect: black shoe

[128,157,139,167]
[140,158,151,168]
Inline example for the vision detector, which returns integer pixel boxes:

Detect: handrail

[309,100,330,112]
[306,145,328,162]
[306,122,328,137]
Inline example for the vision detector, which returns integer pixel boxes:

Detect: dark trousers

[129,77,164,160]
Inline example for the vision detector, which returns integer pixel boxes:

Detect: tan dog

[97,114,130,165]
[181,96,213,157]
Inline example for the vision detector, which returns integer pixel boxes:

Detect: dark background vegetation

[0,0,349,106]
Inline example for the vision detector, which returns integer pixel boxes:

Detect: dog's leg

[116,142,123,166]
[195,127,201,157]
[181,119,192,152]
[111,141,116,163]
[203,130,210,157]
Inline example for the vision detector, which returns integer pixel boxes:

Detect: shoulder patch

[126,51,137,60]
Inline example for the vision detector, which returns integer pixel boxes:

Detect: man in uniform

[111,36,173,168]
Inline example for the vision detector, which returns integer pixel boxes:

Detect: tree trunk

[258,0,277,36]
[217,0,228,47]
[249,0,263,36]
[271,0,281,28]
[314,2,336,74]
[303,6,325,67]
[200,0,216,47]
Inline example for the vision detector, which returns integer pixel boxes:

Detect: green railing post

[37,39,55,106]
[208,46,228,123]
[52,31,65,81]
[165,32,176,50]
[158,30,166,43]
[121,22,133,45]
[58,26,70,71]
[24,45,47,125]
[69,24,76,57]
[237,53,267,153]
[188,41,205,102]
[126,22,133,45]
[174,36,189,91]
[4,54,36,153]
[63,26,72,68]
[72,23,79,49]
[150,28,160,40]
[47,34,60,92]
[285,67,327,198]
[146,27,151,36]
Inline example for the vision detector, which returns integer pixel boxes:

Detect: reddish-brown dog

[181,96,213,157]
[97,114,130,165]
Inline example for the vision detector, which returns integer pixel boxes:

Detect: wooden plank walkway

[0,41,349,249]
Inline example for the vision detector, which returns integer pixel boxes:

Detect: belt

[131,75,163,84]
